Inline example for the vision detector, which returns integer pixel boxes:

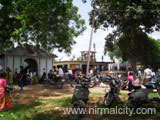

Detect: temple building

[0,45,57,76]
[54,51,113,74]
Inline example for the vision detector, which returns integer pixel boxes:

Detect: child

[128,71,134,91]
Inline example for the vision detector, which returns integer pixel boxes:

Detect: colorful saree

[0,78,12,112]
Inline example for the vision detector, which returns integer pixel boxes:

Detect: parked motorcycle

[43,75,65,89]
[72,79,90,115]
[128,91,148,108]
[104,77,121,106]
[144,75,160,93]
[70,75,81,87]
[64,74,75,83]
[128,81,160,108]
[121,79,129,90]
[89,76,101,88]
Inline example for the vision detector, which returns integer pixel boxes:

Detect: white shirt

[138,70,142,77]
[90,69,93,75]
[152,71,156,77]
[58,68,64,76]
[68,70,73,74]
[144,68,152,78]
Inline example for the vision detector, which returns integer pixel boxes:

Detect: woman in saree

[0,72,12,112]
[6,67,13,85]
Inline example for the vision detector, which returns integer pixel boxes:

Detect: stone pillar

[80,64,82,70]
[38,58,41,76]
[12,56,15,73]
[46,57,48,76]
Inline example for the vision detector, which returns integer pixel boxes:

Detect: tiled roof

[4,45,57,58]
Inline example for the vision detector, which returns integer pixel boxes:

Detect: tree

[89,0,160,72]
[76,56,83,61]
[0,0,21,52]
[139,37,160,69]
[106,34,160,69]
[105,44,122,60]
[0,0,86,53]
[17,0,86,53]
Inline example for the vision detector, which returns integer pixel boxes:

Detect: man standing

[19,66,26,92]
[143,66,152,84]
[58,67,64,77]
[68,69,73,75]
[53,66,58,76]
[137,69,142,85]
[89,68,94,77]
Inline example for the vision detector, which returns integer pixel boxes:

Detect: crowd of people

[0,65,35,93]
[47,66,101,80]
[0,65,38,112]
[1,63,160,112]
[127,66,160,91]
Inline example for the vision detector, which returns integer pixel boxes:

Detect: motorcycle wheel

[89,81,95,88]
[71,82,76,87]
[158,88,160,95]
[56,81,64,89]
[104,93,114,106]
[72,100,85,108]
[72,100,85,117]
[43,79,50,87]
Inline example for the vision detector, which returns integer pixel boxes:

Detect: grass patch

[119,92,128,98]
[89,92,104,98]
[1,91,159,120]
[30,111,77,120]
[0,101,42,120]
[120,92,160,99]
[149,93,160,99]
[41,93,67,98]
[51,97,72,108]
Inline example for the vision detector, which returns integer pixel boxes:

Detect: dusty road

[12,83,128,104]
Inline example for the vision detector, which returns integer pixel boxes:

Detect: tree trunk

[130,54,137,74]
[131,28,137,74]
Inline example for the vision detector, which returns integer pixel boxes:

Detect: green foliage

[106,32,160,68]
[32,76,39,84]
[90,0,160,70]
[92,0,160,33]
[0,0,86,53]
[0,0,21,52]
[0,101,41,120]
[139,37,160,68]
[148,93,160,99]
[105,44,122,60]
[76,56,83,61]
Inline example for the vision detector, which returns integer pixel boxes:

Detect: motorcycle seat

[144,84,155,89]
[133,85,141,90]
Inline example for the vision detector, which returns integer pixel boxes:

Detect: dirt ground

[9,84,159,120]
[12,84,111,104]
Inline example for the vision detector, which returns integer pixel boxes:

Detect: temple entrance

[24,58,38,73]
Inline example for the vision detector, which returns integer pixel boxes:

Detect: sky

[54,0,160,62]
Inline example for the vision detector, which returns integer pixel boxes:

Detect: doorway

[24,58,38,73]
